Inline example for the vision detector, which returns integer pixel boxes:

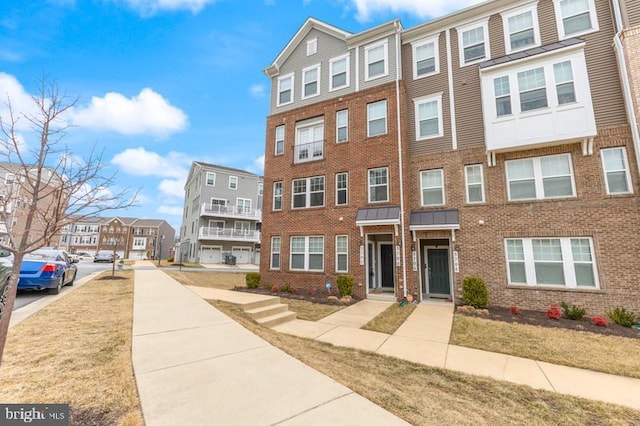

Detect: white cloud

[157,205,183,215]
[71,88,188,138]
[349,0,485,21]
[249,84,266,98]
[246,155,264,175]
[0,73,38,131]
[119,0,215,15]
[158,178,185,198]
[112,147,190,178]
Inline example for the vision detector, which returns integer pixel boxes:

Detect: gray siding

[359,33,401,91]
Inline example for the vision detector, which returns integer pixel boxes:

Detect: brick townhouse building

[260,0,640,314]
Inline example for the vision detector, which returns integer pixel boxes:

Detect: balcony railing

[198,227,261,242]
[200,204,262,220]
[294,140,324,164]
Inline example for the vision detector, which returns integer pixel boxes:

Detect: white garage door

[201,247,222,264]
[232,247,251,264]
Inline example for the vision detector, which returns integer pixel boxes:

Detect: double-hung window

[292,176,325,209]
[336,110,348,143]
[518,67,547,112]
[275,125,285,155]
[336,235,348,272]
[553,61,576,104]
[420,169,445,206]
[503,6,540,53]
[465,164,485,203]
[458,21,489,66]
[494,76,512,116]
[368,167,388,203]
[302,64,320,99]
[273,181,283,211]
[601,147,633,195]
[229,176,238,190]
[270,236,281,269]
[414,94,443,139]
[506,154,575,200]
[367,100,387,137]
[277,73,294,106]
[330,55,349,91]
[206,172,215,186]
[412,36,438,79]
[365,41,388,80]
[295,117,324,163]
[554,0,598,39]
[336,172,348,206]
[290,236,324,271]
[505,237,598,288]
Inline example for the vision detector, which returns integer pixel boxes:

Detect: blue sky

[0,0,482,231]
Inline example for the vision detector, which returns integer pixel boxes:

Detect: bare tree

[0,77,136,364]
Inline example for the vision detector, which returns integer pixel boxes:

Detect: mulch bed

[234,286,361,306]
[457,306,640,340]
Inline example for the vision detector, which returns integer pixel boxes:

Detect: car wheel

[48,276,63,295]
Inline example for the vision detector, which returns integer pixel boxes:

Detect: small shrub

[167,256,174,263]
[560,302,586,320]
[280,283,293,293]
[336,275,354,298]
[270,285,279,293]
[262,282,272,290]
[546,304,562,320]
[510,306,521,316]
[607,307,638,328]
[461,276,489,309]
[591,316,608,327]
[245,272,261,289]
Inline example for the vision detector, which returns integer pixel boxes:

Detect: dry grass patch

[165,271,246,290]
[0,271,142,426]
[209,300,640,425]
[362,303,416,334]
[451,316,640,379]
[284,299,344,321]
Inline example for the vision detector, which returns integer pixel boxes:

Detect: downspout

[394,21,408,299]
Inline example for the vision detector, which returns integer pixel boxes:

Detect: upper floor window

[307,38,317,56]
[292,176,325,209]
[270,236,281,269]
[290,236,324,272]
[420,169,445,206]
[553,61,576,104]
[554,0,598,39]
[330,55,349,91]
[368,167,389,203]
[302,64,320,99]
[414,94,443,140]
[367,100,387,137]
[275,125,285,155]
[229,176,238,190]
[365,40,388,81]
[502,5,540,53]
[295,117,324,163]
[336,110,348,143]
[277,73,294,106]
[518,67,547,112]
[601,147,633,195]
[412,36,439,79]
[458,20,490,66]
[465,164,485,203]
[494,76,512,116]
[273,181,283,211]
[506,154,575,201]
[258,183,263,196]
[206,172,215,186]
[4,173,14,184]
[336,172,348,206]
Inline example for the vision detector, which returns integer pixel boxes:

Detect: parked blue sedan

[18,249,77,295]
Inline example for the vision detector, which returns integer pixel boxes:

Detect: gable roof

[185,161,262,189]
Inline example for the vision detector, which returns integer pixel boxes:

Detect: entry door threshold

[368,293,396,301]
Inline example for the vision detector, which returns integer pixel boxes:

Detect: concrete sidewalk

[132,270,408,425]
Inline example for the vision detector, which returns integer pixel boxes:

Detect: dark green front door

[427,248,450,295]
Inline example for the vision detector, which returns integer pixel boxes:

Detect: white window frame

[336,235,348,273]
[273,181,283,211]
[457,19,491,67]
[501,4,541,54]
[336,109,348,143]
[307,38,317,56]
[289,236,324,272]
[465,164,486,204]
[133,237,146,248]
[205,172,215,186]
[329,54,350,91]
[276,73,294,107]
[368,167,389,203]
[553,0,598,40]
[258,182,263,196]
[365,40,389,81]
[505,154,576,201]
[494,75,512,117]
[414,93,443,140]
[336,172,348,206]
[270,236,281,270]
[505,237,599,288]
[600,147,633,195]
[420,169,445,206]
[292,176,325,209]
[367,99,388,137]
[518,66,548,112]
[295,117,324,163]
[236,198,251,214]
[301,64,321,100]
[4,173,14,184]
[229,176,238,190]
[412,35,440,79]
[275,125,285,155]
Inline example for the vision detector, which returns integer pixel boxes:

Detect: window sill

[507,284,602,293]
[604,192,635,198]
[288,270,325,274]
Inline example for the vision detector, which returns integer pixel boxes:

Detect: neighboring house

[260,1,640,315]
[59,216,101,253]
[129,219,175,260]
[179,162,263,265]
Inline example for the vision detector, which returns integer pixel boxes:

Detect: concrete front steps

[243,297,297,328]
